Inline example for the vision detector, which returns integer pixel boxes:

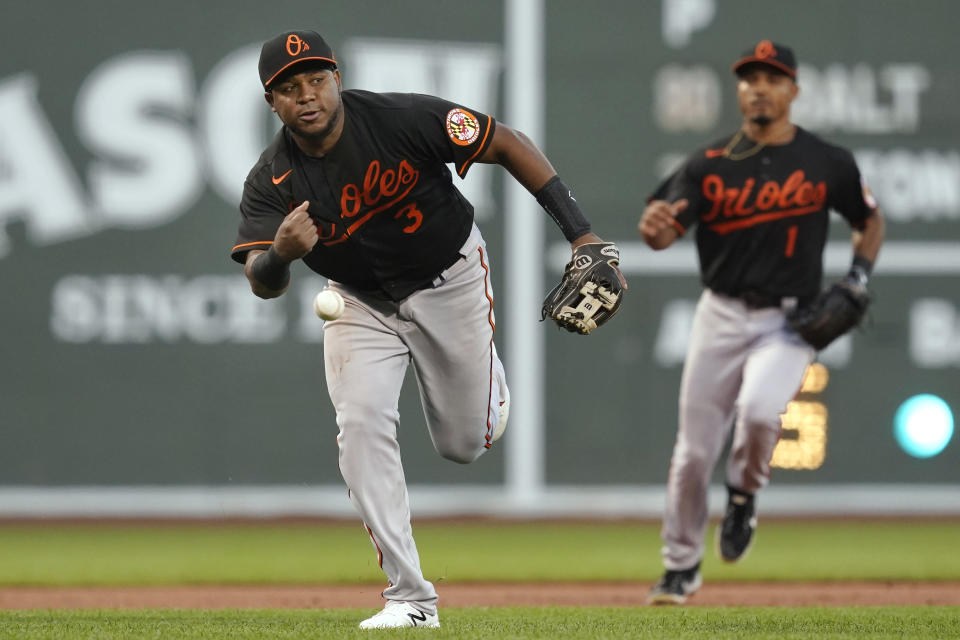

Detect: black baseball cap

[259,30,337,89]
[731,40,797,79]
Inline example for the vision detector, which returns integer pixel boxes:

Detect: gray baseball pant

[322,224,506,614]
[661,288,814,570]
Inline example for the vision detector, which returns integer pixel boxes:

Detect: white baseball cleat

[358,601,440,629]
[492,383,510,442]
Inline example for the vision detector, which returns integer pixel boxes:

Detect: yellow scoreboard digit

[772,363,829,470]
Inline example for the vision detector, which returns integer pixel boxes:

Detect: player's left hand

[787,279,870,350]
[541,236,626,335]
[570,232,628,289]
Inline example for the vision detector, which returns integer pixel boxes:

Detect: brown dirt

[1,582,958,610]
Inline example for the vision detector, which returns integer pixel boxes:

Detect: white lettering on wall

[0,38,504,258]
[50,275,286,344]
[50,274,334,344]
[0,74,92,254]
[856,149,960,221]
[653,299,696,366]
[661,0,716,48]
[910,298,960,367]
[199,44,275,207]
[793,63,930,134]
[75,51,203,227]
[653,65,721,132]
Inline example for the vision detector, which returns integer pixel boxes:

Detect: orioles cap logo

[286,34,310,57]
[755,40,776,59]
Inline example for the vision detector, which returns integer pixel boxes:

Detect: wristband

[847,255,873,287]
[851,255,873,276]
[251,246,291,291]
[535,176,591,242]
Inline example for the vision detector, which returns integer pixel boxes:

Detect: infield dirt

[2,582,959,609]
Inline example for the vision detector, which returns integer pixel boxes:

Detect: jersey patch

[446,108,481,146]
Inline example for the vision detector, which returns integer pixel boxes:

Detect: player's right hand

[273,201,319,261]
[638,199,687,248]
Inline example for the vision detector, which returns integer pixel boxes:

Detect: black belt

[353,251,465,301]
[736,290,815,310]
[430,251,466,288]
[739,290,783,309]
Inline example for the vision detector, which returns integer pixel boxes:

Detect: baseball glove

[787,281,870,350]
[541,242,624,335]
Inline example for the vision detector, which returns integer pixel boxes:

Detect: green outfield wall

[1,0,957,506]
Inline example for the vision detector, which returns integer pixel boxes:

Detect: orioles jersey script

[231,91,495,301]
[651,127,875,301]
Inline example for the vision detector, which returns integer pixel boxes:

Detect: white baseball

[313,289,345,320]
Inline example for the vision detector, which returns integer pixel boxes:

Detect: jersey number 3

[395,203,424,234]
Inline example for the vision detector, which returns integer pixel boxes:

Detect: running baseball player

[231,30,626,629]
[639,41,885,604]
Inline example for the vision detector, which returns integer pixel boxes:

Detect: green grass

[0,519,957,585]
[1,520,957,639]
[1,607,958,640]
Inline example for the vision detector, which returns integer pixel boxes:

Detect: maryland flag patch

[445,108,481,146]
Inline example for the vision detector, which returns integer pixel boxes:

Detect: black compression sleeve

[535,176,591,242]
[251,246,291,291]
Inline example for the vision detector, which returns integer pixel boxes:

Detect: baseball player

[639,41,885,604]
[231,30,625,629]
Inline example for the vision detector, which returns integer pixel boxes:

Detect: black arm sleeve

[250,246,291,291]
[534,176,591,242]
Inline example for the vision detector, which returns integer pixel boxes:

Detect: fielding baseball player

[639,41,885,604]
[231,30,626,629]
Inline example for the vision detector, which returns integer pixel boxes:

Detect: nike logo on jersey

[272,170,292,185]
[701,170,827,234]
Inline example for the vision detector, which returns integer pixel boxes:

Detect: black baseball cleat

[717,485,757,562]
[646,563,702,605]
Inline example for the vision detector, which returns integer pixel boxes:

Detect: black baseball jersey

[651,126,876,300]
[232,90,496,301]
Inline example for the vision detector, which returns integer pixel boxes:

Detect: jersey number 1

[784,225,798,258]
